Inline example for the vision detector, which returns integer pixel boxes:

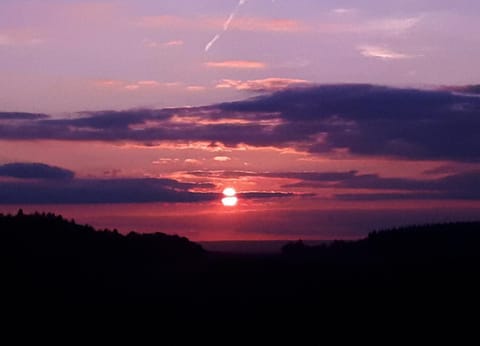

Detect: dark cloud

[239,192,295,199]
[443,85,480,95]
[1,84,479,161]
[0,112,48,120]
[188,169,480,201]
[0,164,296,204]
[0,163,75,180]
[0,178,216,204]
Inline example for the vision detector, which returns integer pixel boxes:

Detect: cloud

[164,40,184,47]
[0,31,44,46]
[137,80,160,87]
[367,16,422,34]
[143,38,184,48]
[205,60,266,69]
[186,86,206,92]
[0,112,48,120]
[216,78,311,92]
[0,163,74,180]
[94,79,165,90]
[227,17,307,32]
[124,84,140,90]
[136,15,306,33]
[331,8,357,15]
[0,178,215,204]
[358,45,414,59]
[213,156,232,162]
[442,85,480,95]
[1,85,480,162]
[186,169,480,201]
[136,15,191,28]
[239,192,295,199]
[0,163,300,204]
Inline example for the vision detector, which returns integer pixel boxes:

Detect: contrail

[205,34,221,52]
[205,0,249,52]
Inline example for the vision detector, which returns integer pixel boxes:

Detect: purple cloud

[0,162,74,180]
[1,84,479,161]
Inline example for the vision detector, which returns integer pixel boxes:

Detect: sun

[223,187,236,197]
[222,187,238,207]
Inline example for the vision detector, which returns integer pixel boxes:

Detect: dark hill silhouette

[0,210,206,306]
[0,209,204,261]
[2,210,480,321]
[282,222,480,262]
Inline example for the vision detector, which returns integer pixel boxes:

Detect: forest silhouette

[2,210,480,320]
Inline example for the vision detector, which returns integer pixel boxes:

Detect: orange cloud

[205,60,266,69]
[227,17,308,32]
[164,40,184,46]
[216,78,311,92]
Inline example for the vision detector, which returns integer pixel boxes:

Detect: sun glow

[222,187,238,206]
[223,187,237,197]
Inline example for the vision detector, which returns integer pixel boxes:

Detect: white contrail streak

[205,34,221,52]
[224,12,236,31]
[205,0,249,52]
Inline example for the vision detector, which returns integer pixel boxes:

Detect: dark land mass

[2,210,480,322]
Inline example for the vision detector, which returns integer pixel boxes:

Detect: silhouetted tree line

[282,222,480,263]
[2,210,480,320]
[0,209,204,261]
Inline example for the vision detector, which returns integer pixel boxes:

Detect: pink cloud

[94,79,126,87]
[227,17,308,32]
[0,30,44,46]
[124,84,140,91]
[94,79,162,90]
[143,38,184,48]
[164,40,184,47]
[206,61,266,69]
[186,86,206,92]
[214,156,232,162]
[137,80,160,87]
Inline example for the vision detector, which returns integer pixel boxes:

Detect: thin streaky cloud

[228,17,307,32]
[216,78,310,92]
[358,45,414,60]
[367,16,422,34]
[205,60,266,69]
[0,31,44,46]
[164,40,184,47]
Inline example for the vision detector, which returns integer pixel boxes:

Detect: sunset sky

[1,0,479,240]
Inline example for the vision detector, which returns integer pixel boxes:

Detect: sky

[1,0,479,241]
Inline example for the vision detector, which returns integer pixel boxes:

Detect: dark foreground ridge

[2,210,480,320]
